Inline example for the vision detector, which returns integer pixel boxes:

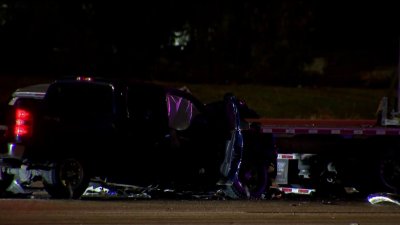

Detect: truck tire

[43,158,90,199]
[0,174,13,196]
[380,152,400,193]
[232,162,269,199]
[230,130,275,199]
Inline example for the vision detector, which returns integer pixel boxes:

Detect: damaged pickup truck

[0,77,276,199]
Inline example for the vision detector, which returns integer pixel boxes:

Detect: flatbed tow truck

[250,110,400,196]
[253,50,400,196]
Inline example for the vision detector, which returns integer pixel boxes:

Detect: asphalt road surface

[0,196,399,225]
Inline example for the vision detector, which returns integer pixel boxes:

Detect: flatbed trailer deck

[255,119,400,136]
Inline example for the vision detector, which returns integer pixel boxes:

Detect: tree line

[0,1,398,87]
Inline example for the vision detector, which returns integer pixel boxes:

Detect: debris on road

[367,193,400,206]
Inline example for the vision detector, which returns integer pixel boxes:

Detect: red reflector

[280,154,294,159]
[282,187,292,193]
[298,189,309,194]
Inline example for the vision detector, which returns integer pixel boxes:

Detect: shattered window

[166,94,199,130]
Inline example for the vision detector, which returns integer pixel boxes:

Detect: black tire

[0,174,14,197]
[43,158,90,199]
[379,153,400,193]
[232,162,269,199]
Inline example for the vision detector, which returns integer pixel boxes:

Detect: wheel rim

[241,167,261,191]
[236,164,267,197]
[59,159,84,190]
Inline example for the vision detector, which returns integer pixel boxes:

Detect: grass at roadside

[0,76,390,119]
[165,83,388,119]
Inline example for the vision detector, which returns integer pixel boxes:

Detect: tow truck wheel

[233,162,269,199]
[380,153,400,193]
[43,158,90,199]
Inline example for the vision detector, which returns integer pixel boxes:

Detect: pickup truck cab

[1,77,276,199]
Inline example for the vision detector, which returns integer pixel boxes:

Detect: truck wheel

[43,159,90,199]
[380,153,400,192]
[232,162,269,199]
[0,174,13,196]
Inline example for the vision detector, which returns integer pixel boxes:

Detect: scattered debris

[367,193,400,206]
[82,181,152,199]
[344,187,359,194]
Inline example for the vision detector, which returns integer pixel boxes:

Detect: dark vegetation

[0,1,399,119]
[0,1,399,87]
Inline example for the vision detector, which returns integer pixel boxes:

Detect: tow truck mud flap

[276,153,316,195]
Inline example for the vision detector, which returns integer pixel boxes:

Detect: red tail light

[14,108,32,138]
